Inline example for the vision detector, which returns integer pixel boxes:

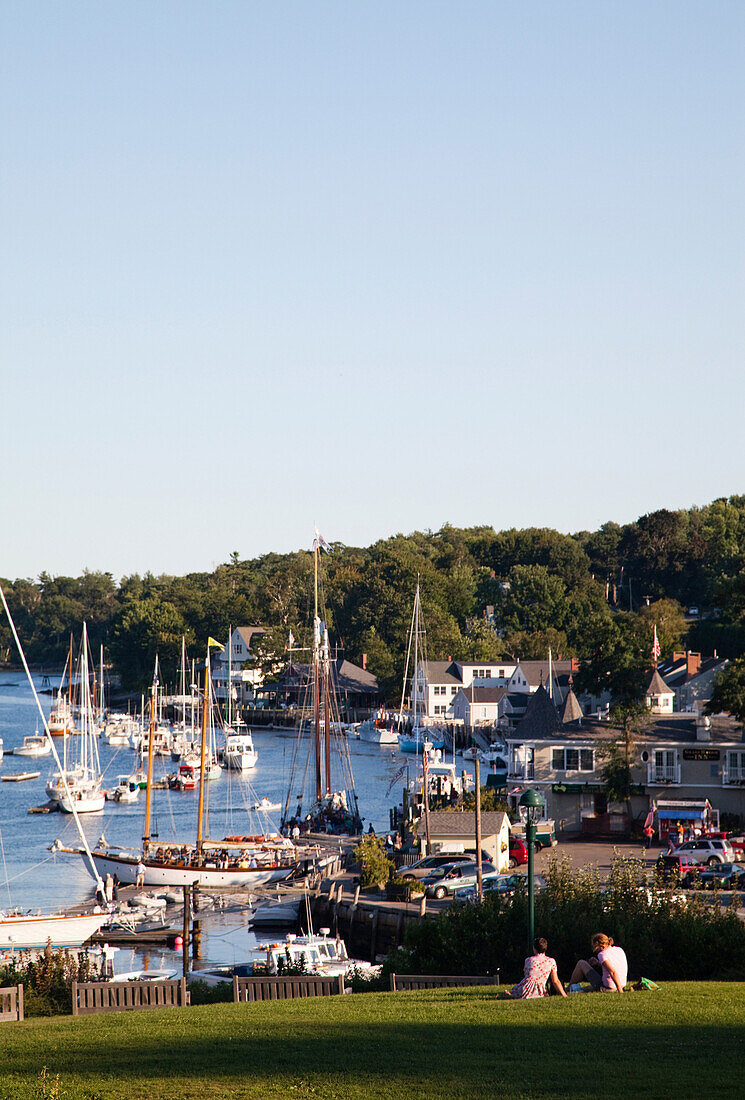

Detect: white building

[211,627,266,706]
[411,660,518,720]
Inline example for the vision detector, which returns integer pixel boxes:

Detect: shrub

[389,852,745,984]
[0,944,106,1017]
[353,835,394,888]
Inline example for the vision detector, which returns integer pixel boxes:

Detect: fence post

[17,984,23,1022]
[179,977,187,1007]
[233,975,239,1003]
[389,972,397,992]
[71,980,79,1017]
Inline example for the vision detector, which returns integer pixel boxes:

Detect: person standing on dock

[136,859,146,887]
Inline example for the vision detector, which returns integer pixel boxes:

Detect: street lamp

[519,788,545,954]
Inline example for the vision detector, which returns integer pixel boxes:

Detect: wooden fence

[71,978,188,1016]
[233,974,345,1002]
[389,973,500,992]
[0,985,24,1022]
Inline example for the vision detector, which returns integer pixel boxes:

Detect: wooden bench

[389,973,500,992]
[71,978,188,1016]
[0,985,24,1022]
[233,974,345,1002]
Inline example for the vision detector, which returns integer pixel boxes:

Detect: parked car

[422,860,498,899]
[398,854,478,882]
[694,862,745,890]
[508,836,529,868]
[708,832,745,860]
[670,838,736,866]
[655,853,700,886]
[455,872,525,902]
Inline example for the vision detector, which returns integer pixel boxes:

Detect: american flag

[314,528,330,554]
[652,624,661,663]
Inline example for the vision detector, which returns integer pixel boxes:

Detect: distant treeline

[3,496,745,696]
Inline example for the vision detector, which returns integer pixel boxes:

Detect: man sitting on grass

[569,933,627,992]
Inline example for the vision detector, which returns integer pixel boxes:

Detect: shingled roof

[428,811,509,837]
[646,669,673,695]
[516,684,561,738]
[560,687,584,724]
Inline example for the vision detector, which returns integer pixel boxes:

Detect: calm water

[0,670,474,970]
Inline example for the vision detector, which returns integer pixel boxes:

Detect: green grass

[1,984,743,1099]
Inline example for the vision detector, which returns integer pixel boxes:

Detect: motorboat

[14,732,51,758]
[253,797,281,813]
[223,732,258,771]
[106,775,140,803]
[250,895,302,926]
[358,715,399,745]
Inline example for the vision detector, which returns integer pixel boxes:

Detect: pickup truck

[510,819,557,850]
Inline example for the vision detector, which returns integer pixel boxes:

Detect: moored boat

[0,909,110,950]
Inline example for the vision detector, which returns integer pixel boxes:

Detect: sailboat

[397,582,445,754]
[281,532,362,835]
[221,628,258,770]
[48,636,75,737]
[87,649,298,887]
[0,587,110,948]
[46,624,105,813]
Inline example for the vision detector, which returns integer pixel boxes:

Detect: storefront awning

[658,808,704,820]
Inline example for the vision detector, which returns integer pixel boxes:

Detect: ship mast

[196,657,210,854]
[313,538,322,803]
[142,663,158,854]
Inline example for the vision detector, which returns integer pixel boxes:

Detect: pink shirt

[598,945,627,990]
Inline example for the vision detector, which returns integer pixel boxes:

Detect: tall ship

[87,650,298,887]
[281,532,362,836]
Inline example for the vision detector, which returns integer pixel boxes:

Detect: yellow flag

[207,637,224,650]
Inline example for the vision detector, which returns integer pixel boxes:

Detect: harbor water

[0,669,475,973]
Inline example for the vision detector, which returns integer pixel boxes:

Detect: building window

[552,747,594,773]
[728,751,745,780]
[484,670,491,678]
[451,686,458,694]
[499,669,504,678]
[564,749,578,770]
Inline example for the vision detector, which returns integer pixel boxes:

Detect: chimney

[686,651,701,678]
[362,653,367,671]
[571,657,580,672]
[673,651,686,663]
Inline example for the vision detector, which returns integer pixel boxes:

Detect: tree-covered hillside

[2,497,745,694]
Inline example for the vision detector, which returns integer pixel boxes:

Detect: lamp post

[519,788,544,955]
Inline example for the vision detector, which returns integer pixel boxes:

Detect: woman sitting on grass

[569,933,627,992]
[510,937,567,998]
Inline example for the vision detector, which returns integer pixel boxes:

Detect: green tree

[110,597,188,688]
[706,659,745,723]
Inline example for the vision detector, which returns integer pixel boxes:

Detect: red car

[509,836,529,868]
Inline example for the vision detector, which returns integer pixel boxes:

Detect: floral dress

[510,952,557,998]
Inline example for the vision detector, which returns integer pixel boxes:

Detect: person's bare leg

[569,960,601,988]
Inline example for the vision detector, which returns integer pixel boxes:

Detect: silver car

[671,838,736,866]
[423,860,498,899]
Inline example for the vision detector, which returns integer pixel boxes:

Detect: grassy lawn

[0,984,743,1099]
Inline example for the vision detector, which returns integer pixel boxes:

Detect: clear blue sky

[2,2,743,580]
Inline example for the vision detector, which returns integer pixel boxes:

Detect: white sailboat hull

[0,911,109,949]
[87,851,295,888]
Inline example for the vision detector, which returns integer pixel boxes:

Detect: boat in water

[397,583,446,753]
[14,729,51,758]
[46,625,105,814]
[358,712,399,745]
[0,909,110,950]
[87,649,301,888]
[281,532,362,836]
